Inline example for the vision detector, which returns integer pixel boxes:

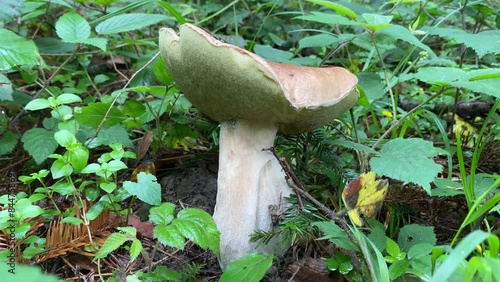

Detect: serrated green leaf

[56,12,91,42]
[93,124,133,148]
[414,67,500,98]
[0,131,17,155]
[376,25,435,57]
[81,37,107,51]
[370,138,442,193]
[129,239,142,262]
[75,102,126,129]
[123,172,161,205]
[220,254,274,282]
[362,13,393,30]
[149,203,176,225]
[96,13,168,34]
[422,27,500,58]
[154,225,185,249]
[95,232,128,259]
[0,74,13,101]
[22,128,58,164]
[0,29,44,70]
[173,217,207,249]
[398,224,436,253]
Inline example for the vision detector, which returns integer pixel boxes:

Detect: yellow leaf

[342,172,389,226]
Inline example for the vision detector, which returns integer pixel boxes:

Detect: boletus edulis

[159,23,359,268]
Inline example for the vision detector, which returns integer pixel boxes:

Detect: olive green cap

[159,24,359,134]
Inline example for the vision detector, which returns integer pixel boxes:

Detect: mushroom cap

[159,24,359,134]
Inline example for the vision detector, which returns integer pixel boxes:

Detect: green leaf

[386,238,400,258]
[51,181,76,196]
[56,93,82,105]
[430,231,491,282]
[54,130,77,147]
[376,25,435,57]
[100,182,116,193]
[0,74,13,101]
[414,67,500,98]
[361,13,393,30]
[220,254,274,282]
[174,208,219,251]
[61,216,84,225]
[356,72,385,104]
[0,264,59,282]
[389,259,410,280]
[397,224,436,253]
[408,243,434,259]
[157,2,188,24]
[422,27,500,58]
[0,131,17,155]
[327,139,377,154]
[51,158,73,179]
[75,102,126,129]
[306,0,357,18]
[314,221,358,251]
[123,172,161,205]
[143,265,182,282]
[80,37,107,51]
[95,232,128,259]
[0,29,44,70]
[92,124,133,148]
[96,13,168,34]
[295,11,358,26]
[154,225,185,249]
[55,11,91,42]
[22,128,58,164]
[68,146,89,171]
[299,33,339,49]
[253,44,293,64]
[370,138,442,193]
[129,239,142,262]
[149,203,176,225]
[0,0,23,22]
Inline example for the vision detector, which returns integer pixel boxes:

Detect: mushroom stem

[214,120,293,268]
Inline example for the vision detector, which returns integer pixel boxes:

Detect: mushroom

[159,24,359,268]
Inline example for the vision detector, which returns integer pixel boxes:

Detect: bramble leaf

[370,138,443,193]
[22,128,58,164]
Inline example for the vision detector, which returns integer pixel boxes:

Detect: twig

[264,147,361,271]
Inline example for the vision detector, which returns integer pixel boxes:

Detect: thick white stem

[213,120,293,268]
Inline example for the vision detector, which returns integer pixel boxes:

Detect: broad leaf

[220,254,274,282]
[123,172,161,206]
[22,128,58,164]
[0,74,13,101]
[75,102,126,129]
[295,11,358,26]
[96,13,168,34]
[56,12,91,42]
[423,27,500,58]
[398,224,436,253]
[413,67,500,98]
[95,232,128,259]
[149,203,176,226]
[299,33,339,49]
[154,225,185,249]
[0,29,43,70]
[376,25,435,56]
[0,132,17,155]
[370,138,443,193]
[306,0,357,18]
